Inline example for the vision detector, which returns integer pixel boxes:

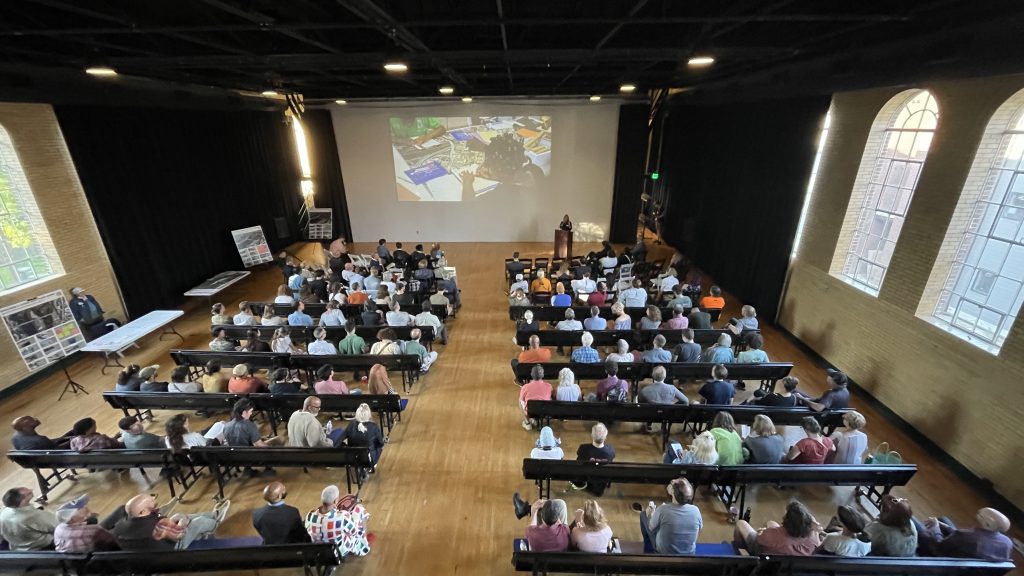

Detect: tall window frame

[920,89,1024,354]
[831,90,939,296]
[0,123,64,294]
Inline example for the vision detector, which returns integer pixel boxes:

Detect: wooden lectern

[554,229,573,259]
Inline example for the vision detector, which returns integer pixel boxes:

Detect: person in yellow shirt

[531,269,552,294]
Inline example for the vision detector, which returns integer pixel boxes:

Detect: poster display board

[230,225,273,268]
[184,271,251,297]
[1,290,86,372]
[307,208,333,240]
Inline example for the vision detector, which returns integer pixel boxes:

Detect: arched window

[0,124,63,293]
[831,90,939,295]
[920,89,1024,353]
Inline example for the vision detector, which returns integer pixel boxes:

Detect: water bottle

[324,420,333,434]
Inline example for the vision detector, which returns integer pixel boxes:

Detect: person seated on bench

[137,364,169,392]
[700,285,725,310]
[818,505,872,556]
[589,282,610,307]
[749,375,799,407]
[512,497,570,552]
[11,415,71,450]
[308,327,337,355]
[829,411,868,465]
[708,411,743,465]
[338,319,368,355]
[168,365,201,393]
[288,301,315,327]
[517,310,541,335]
[520,365,553,431]
[272,327,302,354]
[275,284,295,305]
[304,488,373,557]
[509,287,530,307]
[335,403,385,469]
[515,334,551,368]
[370,328,402,355]
[210,327,237,352]
[166,414,218,452]
[269,367,302,394]
[361,300,382,327]
[54,494,119,553]
[405,328,439,372]
[386,301,414,327]
[643,334,672,363]
[530,269,552,295]
[743,414,785,464]
[319,300,346,327]
[582,306,604,331]
[588,360,630,403]
[347,283,369,305]
[530,426,563,460]
[864,495,917,557]
[261,305,285,326]
[70,417,122,451]
[606,339,635,363]
[639,305,662,330]
[229,364,267,394]
[555,368,582,401]
[797,368,851,412]
[671,328,701,363]
[252,482,310,545]
[688,307,712,330]
[736,333,769,364]
[365,364,395,395]
[202,360,230,393]
[609,302,631,330]
[363,268,382,299]
[636,478,702,554]
[113,492,229,550]
[619,278,648,308]
[554,308,582,355]
[234,301,259,326]
[0,486,57,550]
[786,416,836,464]
[119,415,164,449]
[241,328,271,353]
[394,282,416,307]
[734,500,821,556]
[287,396,334,448]
[572,423,615,496]
[641,365,688,407]
[211,303,233,326]
[570,500,614,553]
[571,271,596,297]
[224,398,276,477]
[430,284,453,316]
[571,331,601,364]
[314,365,359,395]
[550,283,572,307]
[667,285,692,310]
[416,301,448,346]
[730,305,759,332]
[664,430,718,465]
[701,333,735,364]
[510,273,529,295]
[698,364,735,406]
[665,305,689,330]
[915,507,1013,560]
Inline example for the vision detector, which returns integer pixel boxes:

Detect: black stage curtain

[609,104,649,244]
[303,110,352,242]
[56,107,303,317]
[659,96,830,319]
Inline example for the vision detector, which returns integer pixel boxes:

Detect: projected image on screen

[389,115,551,201]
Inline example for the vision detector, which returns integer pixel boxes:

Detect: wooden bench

[511,361,792,394]
[514,329,758,353]
[211,324,435,349]
[510,305,722,324]
[86,543,340,576]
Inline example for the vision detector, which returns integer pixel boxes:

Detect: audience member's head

[782,501,816,538]
[604,359,618,376]
[711,411,736,433]
[211,303,224,316]
[669,478,694,505]
[422,301,433,313]
[741,304,756,318]
[270,367,290,384]
[691,432,718,465]
[651,365,666,383]
[842,411,866,431]
[170,366,189,383]
[580,500,608,530]
[646,305,661,321]
[751,414,777,437]
[591,422,608,446]
[2,487,31,509]
[781,375,799,393]
[377,328,397,341]
[204,360,222,376]
[232,398,255,421]
[710,285,722,297]
[316,364,334,382]
[124,493,159,518]
[530,365,544,382]
[712,363,728,380]
[557,368,575,390]
[72,417,96,437]
[11,415,40,434]
[345,318,357,333]
[826,368,848,388]
[410,328,422,342]
[263,482,287,504]
[615,339,629,355]
[302,396,322,413]
[747,333,765,351]
[878,495,914,534]
[801,416,823,436]
[314,327,327,341]
[564,308,575,320]
[716,333,732,348]
[673,305,684,317]
[232,364,251,378]
[681,328,694,342]
[652,334,666,349]
[581,331,594,347]
[523,310,534,324]
[611,302,625,316]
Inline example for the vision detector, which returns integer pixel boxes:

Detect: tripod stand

[57,353,88,401]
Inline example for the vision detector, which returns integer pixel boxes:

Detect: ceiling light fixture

[384,62,408,73]
[619,83,636,93]
[261,90,279,96]
[85,66,117,77]
[589,95,602,102]
[688,55,715,67]
[335,99,347,105]
[461,97,473,103]
[439,86,455,95]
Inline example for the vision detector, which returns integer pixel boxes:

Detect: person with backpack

[587,360,630,403]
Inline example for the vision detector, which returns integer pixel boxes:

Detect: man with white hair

[918,508,1013,560]
[573,423,616,496]
[570,331,601,364]
[404,328,438,371]
[53,494,118,552]
[701,333,735,363]
[606,339,636,363]
[510,273,529,295]
[386,301,414,327]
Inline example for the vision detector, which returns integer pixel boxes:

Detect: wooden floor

[0,241,1019,575]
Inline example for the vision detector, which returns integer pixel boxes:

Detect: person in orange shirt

[518,334,552,364]
[519,365,553,430]
[347,284,369,305]
[531,270,553,294]
[699,285,725,310]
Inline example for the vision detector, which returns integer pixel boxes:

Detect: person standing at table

[69,287,120,340]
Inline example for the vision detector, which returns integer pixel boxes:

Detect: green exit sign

[650,172,660,180]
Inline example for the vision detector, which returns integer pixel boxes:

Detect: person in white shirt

[620,278,648,308]
[530,426,564,460]
[318,301,346,327]
[555,308,583,331]
[274,285,295,304]
[571,272,597,295]
[307,327,337,355]
[599,253,618,275]
[261,306,285,326]
[167,366,202,393]
[348,268,366,292]
[385,301,413,326]
[510,274,529,295]
[414,301,448,345]
[233,301,259,326]
[606,339,636,363]
[656,268,680,294]
[363,268,382,297]
[341,263,356,284]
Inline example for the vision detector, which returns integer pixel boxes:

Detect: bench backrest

[511,306,723,323]
[513,362,792,384]
[103,391,402,416]
[189,446,372,468]
[8,449,172,469]
[88,543,340,574]
[525,400,844,429]
[211,324,435,345]
[515,328,758,348]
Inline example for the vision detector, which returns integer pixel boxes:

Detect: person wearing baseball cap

[68,287,120,340]
[798,368,851,412]
[53,494,118,552]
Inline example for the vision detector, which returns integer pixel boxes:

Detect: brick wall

[0,103,124,391]
[781,75,1024,510]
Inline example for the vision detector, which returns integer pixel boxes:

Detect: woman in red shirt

[787,417,836,464]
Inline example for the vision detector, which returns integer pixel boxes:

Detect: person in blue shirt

[736,333,769,363]
[642,334,673,363]
[701,333,735,364]
[287,269,305,300]
[583,306,606,331]
[550,283,572,307]
[571,332,601,364]
[672,329,701,363]
[287,301,314,327]
[698,364,735,405]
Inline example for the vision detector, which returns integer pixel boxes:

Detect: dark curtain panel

[303,110,352,242]
[609,104,649,244]
[659,96,830,319]
[56,106,302,317]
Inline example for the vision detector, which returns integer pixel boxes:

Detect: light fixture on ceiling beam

[383,61,408,73]
[439,86,455,95]
[383,28,408,73]
[688,55,715,67]
[619,83,636,93]
[85,66,117,77]
[462,97,473,103]
[589,95,602,102]
[261,89,279,96]
[335,99,348,105]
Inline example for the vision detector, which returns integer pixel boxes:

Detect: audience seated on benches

[734,500,820,556]
[287,396,333,448]
[638,478,702,554]
[334,403,386,468]
[11,415,71,450]
[252,482,310,545]
[786,416,836,464]
[119,415,164,449]
[304,485,372,557]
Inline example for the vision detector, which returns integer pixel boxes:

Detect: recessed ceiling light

[589,95,602,102]
[85,66,117,77]
[335,99,348,105]
[439,86,455,95]
[384,62,408,73]
[688,55,715,66]
[462,97,473,103]
[261,90,279,96]
[619,84,636,93]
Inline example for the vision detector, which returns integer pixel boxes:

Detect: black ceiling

[1,0,1023,104]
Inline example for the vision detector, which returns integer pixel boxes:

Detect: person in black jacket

[69,287,119,340]
[244,329,271,353]
[252,482,310,545]
[337,403,385,470]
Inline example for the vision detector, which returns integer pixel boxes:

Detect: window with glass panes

[0,125,64,292]
[840,91,938,295]
[932,111,1024,350]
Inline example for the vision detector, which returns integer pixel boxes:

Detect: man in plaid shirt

[53,494,118,553]
[570,332,601,364]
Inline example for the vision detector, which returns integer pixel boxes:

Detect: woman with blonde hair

[610,302,631,330]
[665,430,719,465]
[829,411,868,464]
[743,414,785,464]
[571,500,613,552]
[366,364,395,395]
[555,368,581,401]
[338,403,386,468]
[639,305,662,330]
[271,327,301,354]
[261,305,284,326]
